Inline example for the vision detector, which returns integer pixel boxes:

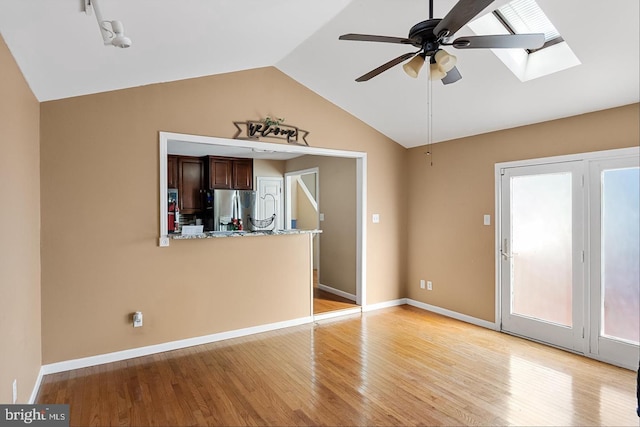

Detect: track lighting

[402,54,426,78]
[84,0,132,48]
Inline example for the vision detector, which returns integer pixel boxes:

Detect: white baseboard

[34,299,495,397]
[406,299,497,330]
[28,366,45,404]
[41,316,313,375]
[313,307,362,321]
[317,283,356,301]
[362,298,407,312]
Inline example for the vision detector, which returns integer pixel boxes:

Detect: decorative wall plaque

[233,119,310,146]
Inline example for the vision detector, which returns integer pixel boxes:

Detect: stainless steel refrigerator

[212,189,257,231]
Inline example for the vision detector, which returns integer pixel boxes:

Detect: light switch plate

[483,214,491,226]
[133,312,143,328]
[319,213,325,221]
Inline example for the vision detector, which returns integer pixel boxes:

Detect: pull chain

[425,57,434,167]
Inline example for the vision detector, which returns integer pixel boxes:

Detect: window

[494,0,563,53]
[468,0,580,81]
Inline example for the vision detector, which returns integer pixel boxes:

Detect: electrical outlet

[420,279,425,289]
[12,379,17,404]
[427,281,433,291]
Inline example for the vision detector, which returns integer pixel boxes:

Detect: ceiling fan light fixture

[429,63,447,80]
[402,55,425,78]
[434,49,457,72]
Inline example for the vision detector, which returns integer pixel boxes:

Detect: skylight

[467,0,581,81]
[494,0,563,52]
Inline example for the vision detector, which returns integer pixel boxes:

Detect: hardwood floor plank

[37,306,638,426]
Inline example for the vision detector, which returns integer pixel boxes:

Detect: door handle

[501,238,511,260]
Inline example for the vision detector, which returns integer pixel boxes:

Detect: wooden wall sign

[233,120,310,146]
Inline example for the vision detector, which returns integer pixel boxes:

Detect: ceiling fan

[339,0,545,84]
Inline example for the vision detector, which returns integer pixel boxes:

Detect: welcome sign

[233,120,310,146]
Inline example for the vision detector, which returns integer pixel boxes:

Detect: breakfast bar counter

[169,229,322,240]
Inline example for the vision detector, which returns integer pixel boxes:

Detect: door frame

[495,146,639,369]
[284,168,320,272]
[284,167,319,230]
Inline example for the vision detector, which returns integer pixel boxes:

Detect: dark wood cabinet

[207,157,233,189]
[178,157,204,213]
[232,159,253,190]
[204,156,253,190]
[167,155,178,189]
[168,156,251,216]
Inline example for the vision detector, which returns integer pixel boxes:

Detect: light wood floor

[313,288,358,314]
[36,306,638,426]
[312,269,359,315]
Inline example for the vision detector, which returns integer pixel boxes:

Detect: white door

[500,161,585,352]
[588,157,640,368]
[256,177,283,230]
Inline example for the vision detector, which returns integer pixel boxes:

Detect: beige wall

[406,104,640,322]
[253,159,285,178]
[40,67,407,363]
[0,35,41,403]
[295,183,317,230]
[286,156,358,295]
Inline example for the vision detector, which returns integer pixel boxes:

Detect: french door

[588,157,640,368]
[500,161,585,352]
[498,148,640,369]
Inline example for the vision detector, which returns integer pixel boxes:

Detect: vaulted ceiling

[1,0,638,147]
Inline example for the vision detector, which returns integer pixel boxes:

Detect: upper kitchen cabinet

[178,156,204,213]
[207,157,233,189]
[232,159,253,190]
[204,156,253,190]
[167,155,178,189]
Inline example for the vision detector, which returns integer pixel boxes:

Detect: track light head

[85,0,132,48]
[109,20,132,48]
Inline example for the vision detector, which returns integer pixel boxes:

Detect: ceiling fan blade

[452,33,545,49]
[433,0,495,38]
[441,66,462,85]
[339,33,415,45]
[355,52,417,82]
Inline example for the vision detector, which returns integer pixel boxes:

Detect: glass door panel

[511,173,573,327]
[601,167,639,344]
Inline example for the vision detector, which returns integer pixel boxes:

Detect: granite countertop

[169,229,322,240]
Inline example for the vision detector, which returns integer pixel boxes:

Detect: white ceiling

[1,0,638,148]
